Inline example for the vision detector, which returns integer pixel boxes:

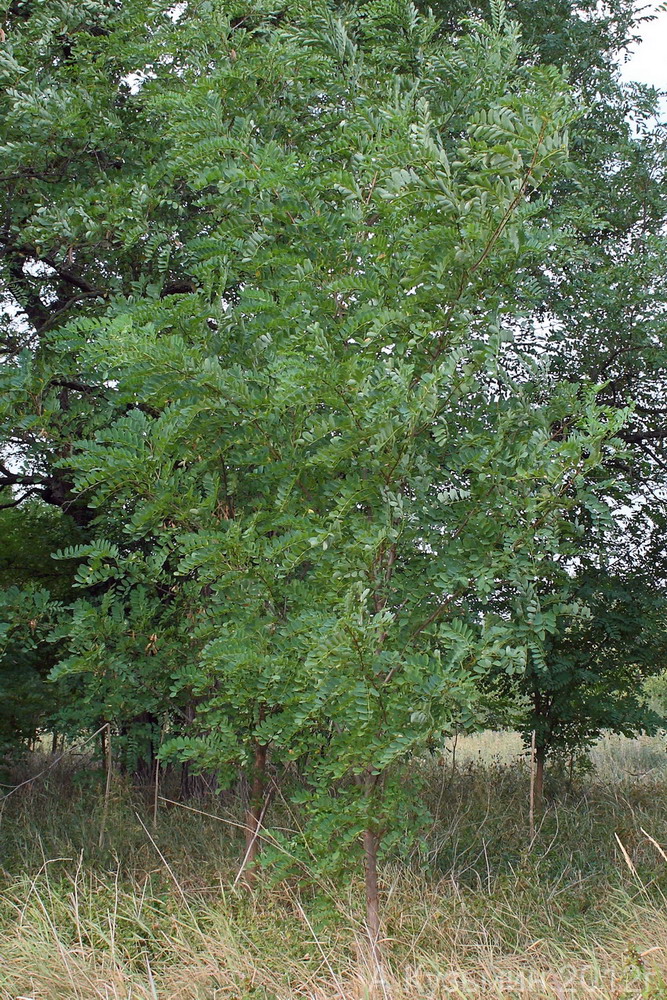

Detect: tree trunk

[99,724,107,767]
[531,690,548,810]
[363,827,381,959]
[244,741,267,875]
[535,744,545,806]
[120,710,159,785]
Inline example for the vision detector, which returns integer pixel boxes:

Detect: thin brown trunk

[99,724,112,849]
[531,689,547,817]
[535,744,545,806]
[153,756,160,827]
[243,741,267,877]
[450,731,458,778]
[179,761,191,799]
[529,729,536,841]
[352,764,385,970]
[363,827,381,958]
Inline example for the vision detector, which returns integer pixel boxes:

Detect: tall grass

[2,734,667,999]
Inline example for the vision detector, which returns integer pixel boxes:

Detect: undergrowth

[2,735,667,999]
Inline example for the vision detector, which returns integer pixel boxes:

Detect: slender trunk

[100,724,107,767]
[535,744,545,807]
[531,689,548,812]
[244,741,267,873]
[179,702,196,799]
[51,731,58,756]
[153,756,160,827]
[363,827,381,957]
[99,724,112,849]
[179,761,191,799]
[122,710,159,785]
[529,729,536,841]
[354,768,383,966]
[450,731,458,778]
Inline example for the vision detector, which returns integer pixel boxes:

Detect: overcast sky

[621,3,667,94]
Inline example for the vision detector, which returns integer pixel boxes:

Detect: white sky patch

[620,3,667,110]
[168,2,187,21]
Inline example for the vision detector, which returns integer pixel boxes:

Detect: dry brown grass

[2,734,667,999]
[3,867,667,999]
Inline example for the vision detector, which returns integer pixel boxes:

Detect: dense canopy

[1,0,666,934]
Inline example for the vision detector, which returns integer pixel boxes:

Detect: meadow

[2,734,667,1000]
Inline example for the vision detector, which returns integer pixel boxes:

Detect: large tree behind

[0,502,79,753]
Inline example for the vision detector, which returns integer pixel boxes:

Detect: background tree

[0,502,79,755]
[497,570,667,802]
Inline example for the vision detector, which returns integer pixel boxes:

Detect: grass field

[2,734,667,999]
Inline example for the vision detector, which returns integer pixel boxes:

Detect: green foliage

[0,585,61,752]
[0,503,80,752]
[495,571,667,762]
[32,0,627,873]
[0,0,666,906]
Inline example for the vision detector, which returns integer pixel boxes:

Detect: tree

[33,0,628,939]
[497,570,667,801]
[1,0,666,947]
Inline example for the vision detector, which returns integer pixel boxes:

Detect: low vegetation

[3,734,667,1000]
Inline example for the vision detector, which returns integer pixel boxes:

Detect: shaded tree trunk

[244,740,267,873]
[532,690,548,809]
[99,723,107,767]
[179,761,192,799]
[117,711,158,783]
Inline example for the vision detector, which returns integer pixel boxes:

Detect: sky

[621,3,667,94]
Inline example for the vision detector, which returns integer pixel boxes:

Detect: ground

[2,733,667,999]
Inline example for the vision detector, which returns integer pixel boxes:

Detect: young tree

[38,0,626,938]
[1,0,665,945]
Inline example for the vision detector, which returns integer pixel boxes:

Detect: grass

[2,734,667,999]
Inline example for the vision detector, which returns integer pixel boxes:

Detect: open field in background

[3,735,667,999]
[453,731,667,782]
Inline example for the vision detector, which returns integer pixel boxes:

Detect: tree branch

[618,427,667,444]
